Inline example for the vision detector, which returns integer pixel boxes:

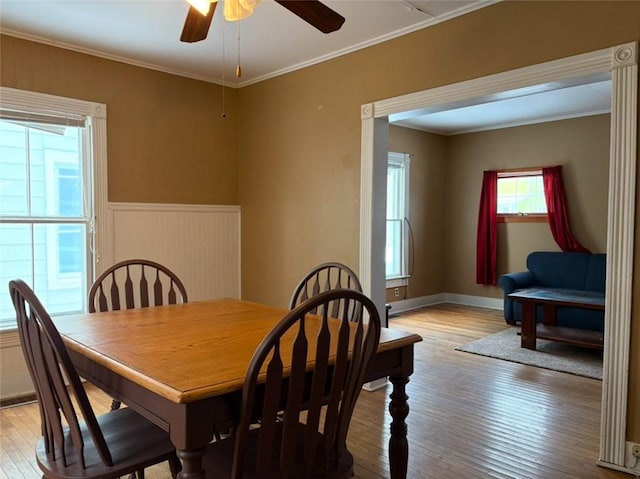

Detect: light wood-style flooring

[0,303,629,478]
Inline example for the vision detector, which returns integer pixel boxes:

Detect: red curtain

[476,170,498,285]
[542,166,590,253]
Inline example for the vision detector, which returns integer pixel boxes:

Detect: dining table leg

[176,448,206,479]
[388,374,410,479]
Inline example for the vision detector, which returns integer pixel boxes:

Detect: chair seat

[202,423,354,479]
[36,407,177,479]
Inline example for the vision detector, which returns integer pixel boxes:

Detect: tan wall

[445,115,610,298]
[237,72,366,306]
[238,1,635,304]
[1,0,639,443]
[388,125,447,301]
[0,35,239,205]
[237,1,639,439]
[385,116,609,302]
[386,285,407,303]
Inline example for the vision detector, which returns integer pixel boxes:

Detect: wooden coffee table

[508,287,605,350]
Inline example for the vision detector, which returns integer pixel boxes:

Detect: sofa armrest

[498,271,535,294]
[498,271,535,325]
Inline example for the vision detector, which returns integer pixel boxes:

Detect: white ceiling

[391,79,612,135]
[0,0,612,133]
[0,0,493,87]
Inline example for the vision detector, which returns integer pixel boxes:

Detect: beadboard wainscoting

[104,202,241,302]
[0,202,241,403]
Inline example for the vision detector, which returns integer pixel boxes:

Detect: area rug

[455,327,603,380]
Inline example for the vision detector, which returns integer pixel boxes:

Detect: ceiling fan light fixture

[186,0,212,16]
[223,0,260,21]
[180,0,344,44]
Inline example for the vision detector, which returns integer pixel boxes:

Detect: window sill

[0,329,20,349]
[498,214,548,223]
[386,277,409,288]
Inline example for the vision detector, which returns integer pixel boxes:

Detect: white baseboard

[444,293,503,311]
[362,378,388,392]
[385,293,447,315]
[386,293,503,317]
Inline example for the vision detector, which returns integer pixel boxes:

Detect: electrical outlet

[632,443,640,458]
[393,288,400,297]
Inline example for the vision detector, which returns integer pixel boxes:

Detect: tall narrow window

[386,152,410,280]
[0,112,93,329]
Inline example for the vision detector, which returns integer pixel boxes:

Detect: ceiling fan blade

[274,0,345,34]
[180,3,216,43]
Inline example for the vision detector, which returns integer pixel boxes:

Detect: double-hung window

[386,152,410,280]
[0,88,107,331]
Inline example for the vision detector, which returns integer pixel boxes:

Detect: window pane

[0,118,89,329]
[386,152,409,280]
[0,223,86,323]
[58,224,84,273]
[386,219,402,278]
[497,175,547,214]
[36,223,86,315]
[31,126,83,218]
[0,121,28,216]
[0,120,84,218]
[387,165,402,218]
[58,167,82,217]
[0,223,32,326]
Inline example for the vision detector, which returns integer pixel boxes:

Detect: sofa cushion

[584,254,607,292]
[526,251,591,290]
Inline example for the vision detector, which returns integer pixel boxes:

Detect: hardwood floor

[0,304,629,478]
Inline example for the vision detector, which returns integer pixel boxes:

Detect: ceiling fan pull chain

[236,17,242,78]
[221,14,227,119]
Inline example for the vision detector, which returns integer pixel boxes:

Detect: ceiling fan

[180,0,346,43]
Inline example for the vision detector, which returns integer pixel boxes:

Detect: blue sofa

[498,251,606,331]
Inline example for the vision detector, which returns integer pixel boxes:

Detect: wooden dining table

[54,298,423,479]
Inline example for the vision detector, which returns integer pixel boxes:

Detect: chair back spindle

[89,259,188,313]
[289,262,363,322]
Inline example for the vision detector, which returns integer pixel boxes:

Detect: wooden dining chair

[8,279,181,479]
[88,258,188,411]
[88,258,188,313]
[289,262,363,322]
[202,288,381,478]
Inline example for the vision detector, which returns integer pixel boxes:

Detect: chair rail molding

[360,42,637,472]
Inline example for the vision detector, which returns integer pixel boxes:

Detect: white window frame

[497,168,548,221]
[0,87,108,331]
[386,151,410,285]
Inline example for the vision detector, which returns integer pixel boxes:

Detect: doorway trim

[359,42,637,469]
